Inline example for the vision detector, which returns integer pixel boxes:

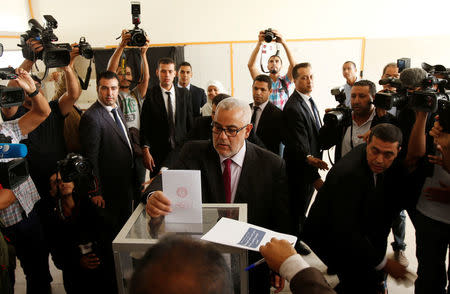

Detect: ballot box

[113,203,248,294]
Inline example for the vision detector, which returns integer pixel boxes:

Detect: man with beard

[248,29,296,109]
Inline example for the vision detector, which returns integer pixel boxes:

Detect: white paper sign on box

[162,170,202,224]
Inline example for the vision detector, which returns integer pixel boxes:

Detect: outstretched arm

[247,31,265,80]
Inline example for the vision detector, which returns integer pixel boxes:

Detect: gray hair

[215,97,251,124]
[400,68,427,89]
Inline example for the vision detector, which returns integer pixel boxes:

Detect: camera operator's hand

[0,188,17,210]
[143,147,156,172]
[141,36,150,55]
[272,29,285,44]
[257,30,265,43]
[375,107,387,118]
[120,29,132,48]
[423,181,450,204]
[14,68,37,94]
[146,191,172,218]
[358,130,371,143]
[26,38,44,54]
[68,43,80,68]
[383,258,408,280]
[307,156,329,170]
[80,253,100,270]
[91,195,105,208]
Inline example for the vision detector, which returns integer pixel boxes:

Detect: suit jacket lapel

[96,101,131,149]
[154,88,169,122]
[234,142,254,203]
[296,92,319,135]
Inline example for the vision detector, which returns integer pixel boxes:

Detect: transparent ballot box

[112,203,248,294]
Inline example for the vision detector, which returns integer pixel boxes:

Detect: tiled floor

[14,211,440,294]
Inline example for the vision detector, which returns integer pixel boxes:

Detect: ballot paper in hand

[162,170,202,224]
[201,217,297,251]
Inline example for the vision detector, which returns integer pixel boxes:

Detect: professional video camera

[18,15,71,68]
[0,43,25,110]
[264,28,275,43]
[373,78,409,111]
[0,135,29,189]
[397,58,411,73]
[318,87,352,150]
[422,62,450,91]
[75,37,93,59]
[127,1,147,47]
[322,86,352,129]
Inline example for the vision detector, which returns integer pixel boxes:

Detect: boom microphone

[0,143,28,159]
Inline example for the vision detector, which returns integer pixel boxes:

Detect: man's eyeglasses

[211,122,248,137]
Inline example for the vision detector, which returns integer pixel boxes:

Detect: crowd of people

[0,28,449,294]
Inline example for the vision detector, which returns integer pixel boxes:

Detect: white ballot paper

[162,170,202,224]
[201,217,297,251]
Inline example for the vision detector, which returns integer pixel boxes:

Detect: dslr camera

[18,15,71,68]
[75,37,93,59]
[264,28,275,43]
[57,153,92,183]
[373,78,408,111]
[127,1,147,47]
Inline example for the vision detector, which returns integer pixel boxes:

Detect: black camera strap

[77,59,92,90]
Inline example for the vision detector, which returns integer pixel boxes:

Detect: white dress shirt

[218,142,246,203]
[177,82,191,90]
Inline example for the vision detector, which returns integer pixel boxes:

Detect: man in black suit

[177,61,207,118]
[304,123,424,293]
[140,58,193,177]
[250,74,283,155]
[144,97,291,294]
[79,71,135,237]
[283,62,328,254]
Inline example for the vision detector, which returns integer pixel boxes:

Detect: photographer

[47,170,116,294]
[248,29,296,109]
[321,80,397,163]
[341,61,359,107]
[107,29,149,188]
[0,68,51,294]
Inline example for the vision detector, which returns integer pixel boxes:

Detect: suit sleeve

[290,268,336,294]
[283,105,320,182]
[272,159,294,234]
[185,91,193,132]
[200,88,207,106]
[79,112,102,196]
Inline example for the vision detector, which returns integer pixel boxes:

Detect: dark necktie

[166,91,176,148]
[111,108,127,139]
[309,97,321,131]
[251,106,260,130]
[223,158,232,203]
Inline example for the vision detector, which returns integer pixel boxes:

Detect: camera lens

[132,33,146,47]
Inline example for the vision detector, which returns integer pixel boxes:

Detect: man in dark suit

[144,97,292,294]
[79,71,135,237]
[283,62,328,254]
[177,61,207,118]
[140,58,193,177]
[260,238,336,294]
[250,74,283,155]
[304,123,423,293]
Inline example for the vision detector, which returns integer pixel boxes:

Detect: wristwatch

[28,87,40,98]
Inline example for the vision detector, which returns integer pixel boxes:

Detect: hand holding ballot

[146,191,172,218]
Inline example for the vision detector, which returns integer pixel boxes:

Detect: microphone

[400,68,427,89]
[0,143,28,159]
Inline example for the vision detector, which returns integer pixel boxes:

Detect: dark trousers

[391,209,407,251]
[410,209,450,294]
[335,269,386,294]
[2,208,52,294]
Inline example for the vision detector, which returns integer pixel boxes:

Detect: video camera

[322,86,352,129]
[318,87,352,150]
[0,135,29,189]
[127,1,147,47]
[0,43,25,109]
[18,15,71,68]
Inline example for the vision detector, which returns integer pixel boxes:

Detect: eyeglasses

[211,122,248,137]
